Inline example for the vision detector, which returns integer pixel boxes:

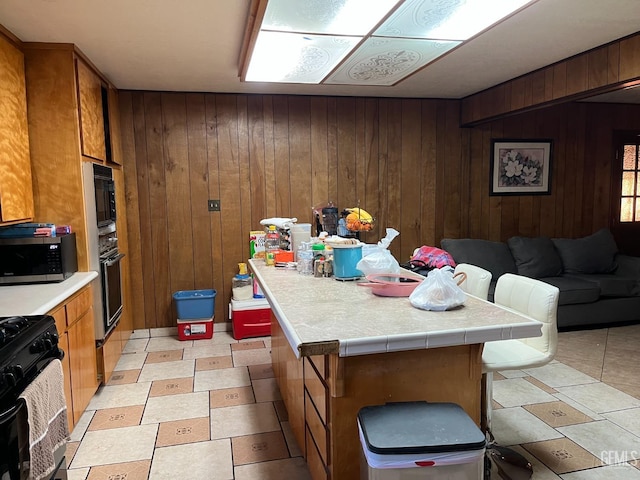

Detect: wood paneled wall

[118,92,640,329]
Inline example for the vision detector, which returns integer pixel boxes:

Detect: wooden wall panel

[118,93,640,328]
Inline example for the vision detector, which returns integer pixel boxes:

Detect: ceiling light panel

[262,0,401,36]
[245,31,360,83]
[375,0,533,41]
[324,37,460,86]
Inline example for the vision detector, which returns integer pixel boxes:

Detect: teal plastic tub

[173,289,216,319]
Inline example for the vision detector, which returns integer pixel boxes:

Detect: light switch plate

[208,199,220,211]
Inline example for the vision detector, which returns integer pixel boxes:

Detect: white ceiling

[1,0,640,101]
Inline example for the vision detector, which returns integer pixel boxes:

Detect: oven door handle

[102,253,125,267]
[0,402,21,426]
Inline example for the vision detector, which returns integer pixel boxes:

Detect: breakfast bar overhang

[249,260,542,480]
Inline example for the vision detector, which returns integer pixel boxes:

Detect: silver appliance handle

[102,253,125,267]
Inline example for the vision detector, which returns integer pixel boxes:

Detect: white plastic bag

[356,228,400,275]
[409,268,466,311]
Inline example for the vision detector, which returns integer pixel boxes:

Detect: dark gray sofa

[441,229,640,329]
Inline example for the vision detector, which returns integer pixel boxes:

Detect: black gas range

[0,315,67,480]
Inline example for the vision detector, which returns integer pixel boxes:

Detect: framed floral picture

[490,139,553,195]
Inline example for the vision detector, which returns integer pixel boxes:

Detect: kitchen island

[249,260,542,480]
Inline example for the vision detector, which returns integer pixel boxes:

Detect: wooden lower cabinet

[98,327,123,385]
[50,283,99,427]
[271,312,483,480]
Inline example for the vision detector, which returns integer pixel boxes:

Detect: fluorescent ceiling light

[242,0,534,85]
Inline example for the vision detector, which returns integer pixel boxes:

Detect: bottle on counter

[232,262,253,301]
[296,242,314,275]
[264,225,279,266]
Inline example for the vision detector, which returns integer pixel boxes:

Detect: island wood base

[271,314,483,480]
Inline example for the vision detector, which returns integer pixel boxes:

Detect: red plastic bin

[177,317,213,341]
[230,298,271,340]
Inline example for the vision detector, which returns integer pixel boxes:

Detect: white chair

[482,273,560,430]
[454,263,492,300]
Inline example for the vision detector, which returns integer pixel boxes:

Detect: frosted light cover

[325,36,460,86]
[245,31,360,83]
[375,0,533,41]
[262,0,401,35]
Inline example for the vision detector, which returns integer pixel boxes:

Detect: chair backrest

[454,263,492,300]
[494,273,559,358]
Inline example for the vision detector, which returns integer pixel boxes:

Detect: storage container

[173,289,216,319]
[332,243,363,280]
[230,298,271,340]
[177,317,213,341]
[358,402,485,480]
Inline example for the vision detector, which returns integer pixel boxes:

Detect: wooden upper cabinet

[76,59,107,162]
[0,34,34,224]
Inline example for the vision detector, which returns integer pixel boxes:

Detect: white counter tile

[249,260,542,357]
[0,272,99,315]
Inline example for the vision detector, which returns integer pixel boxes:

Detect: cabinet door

[68,306,99,424]
[58,331,75,432]
[76,59,107,161]
[0,35,34,224]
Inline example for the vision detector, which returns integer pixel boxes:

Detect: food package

[250,231,266,259]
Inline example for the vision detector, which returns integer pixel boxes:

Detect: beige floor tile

[232,431,289,465]
[130,329,150,339]
[524,362,599,388]
[249,363,275,380]
[210,386,256,408]
[523,401,593,428]
[558,420,640,464]
[87,383,151,410]
[122,339,149,354]
[195,355,233,371]
[555,382,640,414]
[606,381,640,400]
[232,340,265,351]
[209,331,238,345]
[71,424,158,468]
[493,372,506,381]
[86,460,151,480]
[194,366,251,391]
[149,439,233,480]
[114,352,147,371]
[88,405,144,431]
[106,369,140,385]
[525,376,558,394]
[603,407,640,436]
[492,407,564,446]
[156,416,210,447]
[182,343,231,360]
[493,377,556,408]
[561,463,640,479]
[138,359,195,382]
[210,402,280,439]
[234,457,311,480]
[602,347,640,387]
[252,377,282,402]
[66,441,80,464]
[145,349,183,364]
[145,336,190,352]
[280,421,302,457]
[69,410,95,442]
[149,377,194,397]
[141,391,210,424]
[149,327,178,337]
[232,348,272,367]
[523,437,602,474]
[67,468,89,480]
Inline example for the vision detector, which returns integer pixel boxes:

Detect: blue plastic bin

[173,289,217,319]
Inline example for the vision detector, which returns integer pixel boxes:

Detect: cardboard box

[250,230,266,259]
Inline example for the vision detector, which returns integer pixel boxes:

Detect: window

[619,140,640,222]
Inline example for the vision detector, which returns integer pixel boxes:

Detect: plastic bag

[356,228,400,275]
[409,267,466,311]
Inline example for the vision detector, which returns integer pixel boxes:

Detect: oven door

[100,252,125,339]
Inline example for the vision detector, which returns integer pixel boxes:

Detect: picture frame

[490,139,553,195]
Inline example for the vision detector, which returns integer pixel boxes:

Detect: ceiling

[1,0,640,101]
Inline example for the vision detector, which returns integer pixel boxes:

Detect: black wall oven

[96,226,124,345]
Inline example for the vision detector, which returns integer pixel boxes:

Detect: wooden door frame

[610,130,640,255]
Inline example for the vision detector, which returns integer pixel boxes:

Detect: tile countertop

[0,272,99,316]
[249,260,542,358]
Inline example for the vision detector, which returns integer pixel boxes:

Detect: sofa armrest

[615,254,640,278]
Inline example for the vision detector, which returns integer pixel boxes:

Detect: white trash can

[358,402,486,480]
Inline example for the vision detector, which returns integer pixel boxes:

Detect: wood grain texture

[118,91,640,329]
[461,31,640,125]
[0,34,34,223]
[76,59,107,161]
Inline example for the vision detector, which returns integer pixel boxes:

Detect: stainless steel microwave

[0,234,78,285]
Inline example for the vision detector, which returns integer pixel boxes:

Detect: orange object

[275,250,294,262]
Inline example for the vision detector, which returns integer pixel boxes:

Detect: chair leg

[481,372,494,433]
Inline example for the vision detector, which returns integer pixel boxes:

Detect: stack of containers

[172,289,217,340]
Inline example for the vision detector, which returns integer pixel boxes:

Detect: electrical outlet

[208,199,220,212]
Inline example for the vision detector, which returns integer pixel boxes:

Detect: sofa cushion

[440,238,517,281]
[564,274,640,298]
[539,276,600,305]
[552,229,618,274]
[507,236,563,278]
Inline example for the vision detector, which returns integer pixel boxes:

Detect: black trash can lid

[358,401,486,455]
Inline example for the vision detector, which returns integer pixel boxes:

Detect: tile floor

[65,323,640,480]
